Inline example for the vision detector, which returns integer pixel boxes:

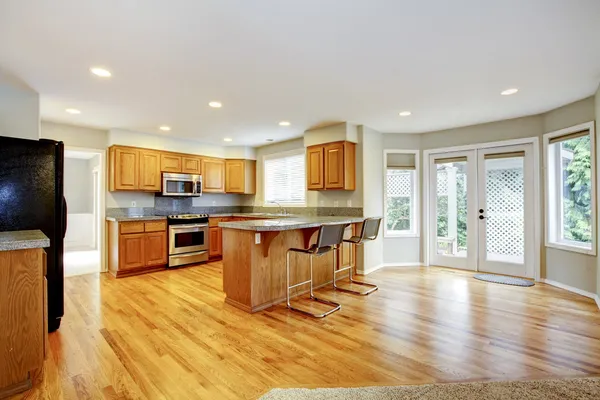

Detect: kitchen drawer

[120,222,145,234]
[145,220,167,232]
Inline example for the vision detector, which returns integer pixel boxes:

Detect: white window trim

[543,121,596,256]
[383,149,420,238]
[262,148,307,207]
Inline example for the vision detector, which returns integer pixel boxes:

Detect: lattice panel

[387,170,412,197]
[437,170,448,196]
[486,168,524,257]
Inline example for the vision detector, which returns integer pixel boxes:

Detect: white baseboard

[541,279,599,309]
[357,262,422,275]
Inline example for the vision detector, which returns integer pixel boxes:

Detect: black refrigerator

[0,135,66,332]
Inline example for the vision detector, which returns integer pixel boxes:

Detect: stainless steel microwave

[162,173,202,197]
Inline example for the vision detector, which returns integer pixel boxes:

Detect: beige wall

[41,121,108,149]
[0,69,39,140]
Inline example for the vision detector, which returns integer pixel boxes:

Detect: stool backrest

[360,217,382,241]
[315,223,348,250]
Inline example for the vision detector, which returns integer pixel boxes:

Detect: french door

[428,144,535,278]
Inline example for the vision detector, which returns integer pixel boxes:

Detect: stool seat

[286,223,347,318]
[334,217,382,296]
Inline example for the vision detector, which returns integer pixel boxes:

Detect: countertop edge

[0,230,50,252]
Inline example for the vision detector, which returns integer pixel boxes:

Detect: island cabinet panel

[109,146,139,191]
[202,158,225,193]
[225,159,256,194]
[139,149,162,191]
[0,248,45,396]
[306,146,324,190]
[307,141,355,191]
[160,154,182,173]
[222,226,359,313]
[182,156,201,174]
[108,220,168,278]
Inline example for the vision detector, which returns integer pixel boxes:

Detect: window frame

[383,149,420,238]
[543,121,596,256]
[262,148,307,207]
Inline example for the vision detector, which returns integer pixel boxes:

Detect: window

[544,122,596,255]
[384,151,419,236]
[263,149,306,206]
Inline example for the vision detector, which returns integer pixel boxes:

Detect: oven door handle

[170,224,209,231]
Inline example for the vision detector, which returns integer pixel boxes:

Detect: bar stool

[286,223,347,318]
[333,217,382,295]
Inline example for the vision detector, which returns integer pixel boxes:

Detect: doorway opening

[64,147,105,277]
[425,139,540,279]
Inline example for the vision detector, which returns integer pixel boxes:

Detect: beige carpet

[260,377,600,399]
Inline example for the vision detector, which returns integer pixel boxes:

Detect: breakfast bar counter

[220,217,362,313]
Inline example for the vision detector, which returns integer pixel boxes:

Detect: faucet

[273,201,287,215]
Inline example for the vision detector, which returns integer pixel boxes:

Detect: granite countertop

[0,230,50,251]
[106,216,167,222]
[219,216,365,232]
[209,213,297,218]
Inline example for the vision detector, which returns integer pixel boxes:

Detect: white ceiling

[1,0,599,147]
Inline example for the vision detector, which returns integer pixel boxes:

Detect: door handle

[479,209,484,213]
[479,215,485,220]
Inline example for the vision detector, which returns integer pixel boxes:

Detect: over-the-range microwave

[162,173,202,197]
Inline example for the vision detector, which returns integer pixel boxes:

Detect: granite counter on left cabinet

[106,216,167,222]
[0,229,50,251]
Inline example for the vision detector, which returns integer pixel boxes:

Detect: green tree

[562,136,592,242]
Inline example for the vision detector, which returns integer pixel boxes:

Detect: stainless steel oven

[162,173,202,197]
[167,214,209,267]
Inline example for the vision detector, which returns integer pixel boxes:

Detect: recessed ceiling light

[159,126,171,131]
[399,111,412,117]
[501,88,519,96]
[65,108,81,114]
[266,139,274,142]
[223,138,233,142]
[209,101,222,108]
[90,67,112,78]
[279,121,291,126]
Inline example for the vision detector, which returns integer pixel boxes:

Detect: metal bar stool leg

[333,242,378,296]
[286,250,341,318]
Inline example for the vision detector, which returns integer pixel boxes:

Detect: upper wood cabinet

[160,154,182,173]
[109,146,139,191]
[182,156,202,174]
[307,141,355,191]
[306,146,324,190]
[139,150,161,191]
[225,159,256,194]
[202,158,225,193]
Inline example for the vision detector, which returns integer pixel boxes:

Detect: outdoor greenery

[561,136,592,243]
[436,170,468,251]
[386,197,411,231]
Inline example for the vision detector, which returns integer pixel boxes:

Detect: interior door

[429,151,478,270]
[477,144,534,278]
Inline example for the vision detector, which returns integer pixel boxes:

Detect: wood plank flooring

[11,264,600,399]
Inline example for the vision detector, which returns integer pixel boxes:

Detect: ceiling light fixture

[90,67,112,78]
[223,138,233,142]
[279,121,291,126]
[399,111,412,117]
[159,126,171,131]
[65,108,81,114]
[209,101,222,108]
[501,88,519,95]
[266,139,274,142]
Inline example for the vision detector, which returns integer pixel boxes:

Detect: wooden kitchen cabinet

[108,220,168,277]
[182,156,202,174]
[109,146,139,191]
[202,158,225,193]
[225,159,256,194]
[160,154,182,173]
[307,141,355,191]
[209,226,222,258]
[139,149,161,191]
[145,232,168,266]
[306,146,324,190]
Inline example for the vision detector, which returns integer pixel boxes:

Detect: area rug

[473,273,535,287]
[260,377,600,399]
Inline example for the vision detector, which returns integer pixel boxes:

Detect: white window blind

[264,150,306,205]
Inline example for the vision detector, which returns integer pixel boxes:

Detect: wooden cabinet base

[0,373,32,399]
[108,265,167,278]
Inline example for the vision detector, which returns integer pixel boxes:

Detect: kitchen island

[219,216,363,313]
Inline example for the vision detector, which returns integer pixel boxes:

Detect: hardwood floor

[11,264,600,399]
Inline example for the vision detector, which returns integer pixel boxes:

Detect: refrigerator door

[0,136,65,331]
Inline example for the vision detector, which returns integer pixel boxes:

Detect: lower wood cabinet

[209,226,222,258]
[108,220,168,277]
